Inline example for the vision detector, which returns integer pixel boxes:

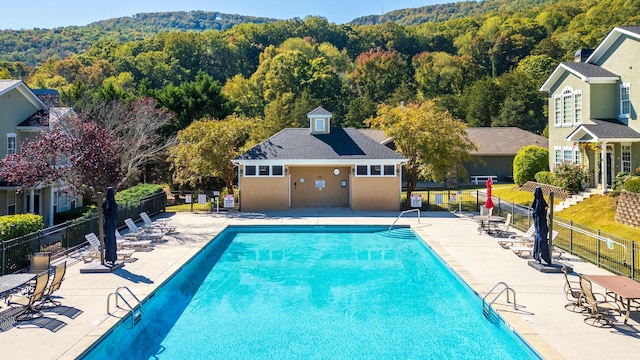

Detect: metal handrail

[388,209,421,234]
[482,282,517,311]
[107,286,142,328]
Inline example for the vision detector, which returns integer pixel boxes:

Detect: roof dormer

[308,106,332,135]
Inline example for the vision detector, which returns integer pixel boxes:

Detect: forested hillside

[0,11,278,65]
[2,0,640,140]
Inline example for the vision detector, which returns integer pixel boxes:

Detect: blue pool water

[82,225,539,359]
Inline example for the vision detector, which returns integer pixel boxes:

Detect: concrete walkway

[1,209,639,359]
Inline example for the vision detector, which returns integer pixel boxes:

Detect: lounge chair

[124,218,164,241]
[562,265,585,313]
[140,212,176,234]
[497,224,535,248]
[38,262,66,309]
[83,233,135,262]
[6,271,49,321]
[579,275,622,327]
[510,231,560,258]
[115,230,153,250]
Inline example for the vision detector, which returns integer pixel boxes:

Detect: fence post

[596,229,601,267]
[632,241,637,281]
[569,220,573,253]
[476,190,479,212]
[2,240,6,275]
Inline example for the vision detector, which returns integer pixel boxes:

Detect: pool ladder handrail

[482,282,517,321]
[107,286,143,328]
[388,209,421,234]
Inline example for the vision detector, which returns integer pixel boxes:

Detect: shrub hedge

[0,213,44,242]
[625,177,640,193]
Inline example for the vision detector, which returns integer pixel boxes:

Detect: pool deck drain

[0,209,639,359]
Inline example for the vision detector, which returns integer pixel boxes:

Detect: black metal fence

[413,189,639,280]
[0,192,166,275]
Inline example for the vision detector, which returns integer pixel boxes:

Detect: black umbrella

[102,187,118,265]
[532,187,551,265]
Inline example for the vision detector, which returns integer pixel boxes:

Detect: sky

[2,0,460,30]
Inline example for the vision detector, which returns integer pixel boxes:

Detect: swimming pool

[81,225,540,359]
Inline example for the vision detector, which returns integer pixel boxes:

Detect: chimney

[307,106,332,135]
[574,49,594,62]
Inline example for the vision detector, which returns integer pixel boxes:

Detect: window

[355,164,397,176]
[562,89,572,126]
[574,91,582,124]
[620,83,631,117]
[563,148,573,163]
[622,144,632,173]
[7,133,16,155]
[243,165,285,177]
[383,165,395,176]
[554,147,562,166]
[272,166,283,176]
[315,118,325,132]
[258,165,269,176]
[554,96,561,126]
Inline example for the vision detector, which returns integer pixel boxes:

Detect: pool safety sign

[184,194,192,203]
[224,194,235,208]
[198,194,207,205]
[410,194,422,208]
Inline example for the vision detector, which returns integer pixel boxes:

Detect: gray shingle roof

[466,127,548,155]
[616,26,640,36]
[561,62,618,78]
[236,128,406,161]
[307,106,332,116]
[580,118,640,139]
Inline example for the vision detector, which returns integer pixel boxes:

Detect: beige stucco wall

[289,166,350,207]
[238,164,402,211]
[238,175,289,211]
[599,34,640,125]
[351,172,402,211]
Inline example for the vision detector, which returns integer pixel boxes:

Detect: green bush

[116,183,164,205]
[624,177,640,193]
[513,145,549,186]
[553,163,587,193]
[0,213,44,242]
[534,171,554,185]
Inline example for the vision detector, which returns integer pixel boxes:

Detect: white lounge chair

[510,231,560,258]
[497,224,535,248]
[140,212,176,234]
[115,230,153,250]
[83,233,135,262]
[124,218,164,241]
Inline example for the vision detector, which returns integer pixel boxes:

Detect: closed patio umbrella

[102,187,118,266]
[532,187,551,265]
[485,177,494,215]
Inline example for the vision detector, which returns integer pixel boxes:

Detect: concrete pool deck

[1,209,639,359]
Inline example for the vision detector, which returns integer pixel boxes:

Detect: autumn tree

[0,117,122,199]
[367,100,476,205]
[168,115,254,194]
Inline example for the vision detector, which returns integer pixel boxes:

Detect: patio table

[0,273,36,299]
[584,274,640,324]
[473,215,505,234]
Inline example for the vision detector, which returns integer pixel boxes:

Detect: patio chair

[6,271,49,321]
[38,261,66,309]
[124,218,164,241]
[579,275,622,327]
[562,265,586,313]
[497,224,535,248]
[83,233,135,262]
[28,252,51,275]
[140,212,176,234]
[115,230,153,250]
[491,213,513,237]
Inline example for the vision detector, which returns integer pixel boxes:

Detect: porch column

[29,189,35,213]
[600,142,607,194]
[49,188,56,227]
